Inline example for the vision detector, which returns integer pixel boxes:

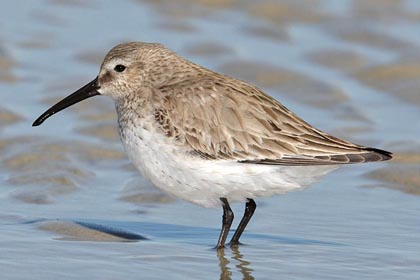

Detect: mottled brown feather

[152,74,392,165]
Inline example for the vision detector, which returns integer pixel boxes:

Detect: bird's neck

[114,89,159,136]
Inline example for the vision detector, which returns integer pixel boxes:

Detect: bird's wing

[153,75,391,165]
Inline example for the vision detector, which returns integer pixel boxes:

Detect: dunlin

[33,42,392,248]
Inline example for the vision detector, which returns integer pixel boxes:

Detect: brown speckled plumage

[102,42,391,165]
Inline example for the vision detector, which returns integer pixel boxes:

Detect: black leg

[216,198,234,249]
[230,199,256,246]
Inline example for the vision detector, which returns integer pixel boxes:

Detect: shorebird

[33,42,392,248]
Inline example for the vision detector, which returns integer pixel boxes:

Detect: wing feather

[153,75,392,165]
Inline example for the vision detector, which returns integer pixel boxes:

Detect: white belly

[120,123,338,208]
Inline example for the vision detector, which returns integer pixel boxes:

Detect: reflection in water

[218,246,254,280]
[218,248,232,279]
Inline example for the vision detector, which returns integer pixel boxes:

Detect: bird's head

[32,42,181,126]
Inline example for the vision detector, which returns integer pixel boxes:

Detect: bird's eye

[114,64,126,73]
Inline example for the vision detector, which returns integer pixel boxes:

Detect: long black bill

[32,77,100,126]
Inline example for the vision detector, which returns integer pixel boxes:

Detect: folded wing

[154,74,392,165]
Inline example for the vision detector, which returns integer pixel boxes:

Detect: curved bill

[32,77,100,126]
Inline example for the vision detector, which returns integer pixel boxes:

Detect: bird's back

[152,73,392,165]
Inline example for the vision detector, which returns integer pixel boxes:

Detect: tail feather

[312,147,392,163]
[239,147,392,166]
[360,147,393,162]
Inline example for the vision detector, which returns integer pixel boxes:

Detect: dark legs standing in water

[216,198,234,249]
[216,198,257,249]
[230,199,256,246]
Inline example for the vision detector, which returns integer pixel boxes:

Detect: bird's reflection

[217,246,254,280]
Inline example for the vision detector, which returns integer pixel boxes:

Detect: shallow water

[1,0,419,279]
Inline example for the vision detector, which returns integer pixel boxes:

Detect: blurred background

[0,0,419,279]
